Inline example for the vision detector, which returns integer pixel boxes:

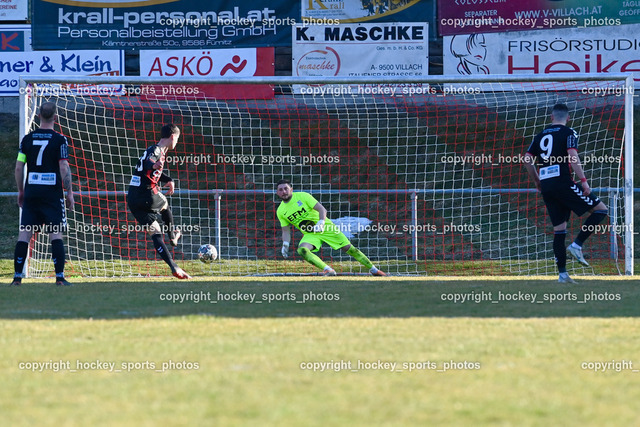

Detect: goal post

[18,73,634,277]
[624,74,635,276]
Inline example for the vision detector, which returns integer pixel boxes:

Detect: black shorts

[127,190,167,226]
[20,196,67,234]
[541,181,601,226]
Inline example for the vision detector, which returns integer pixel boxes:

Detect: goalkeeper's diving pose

[276,179,388,276]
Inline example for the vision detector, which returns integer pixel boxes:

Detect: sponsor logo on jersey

[28,172,56,185]
[287,208,308,222]
[539,164,560,180]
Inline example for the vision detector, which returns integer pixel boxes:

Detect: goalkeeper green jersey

[276,192,335,234]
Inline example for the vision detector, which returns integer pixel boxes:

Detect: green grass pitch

[1,275,640,426]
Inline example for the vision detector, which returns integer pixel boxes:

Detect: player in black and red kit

[524,104,608,283]
[11,102,74,286]
[127,124,191,279]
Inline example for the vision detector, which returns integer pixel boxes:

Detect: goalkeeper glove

[313,220,325,233]
[281,241,290,258]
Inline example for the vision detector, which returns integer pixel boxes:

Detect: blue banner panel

[32,0,299,50]
[0,25,30,52]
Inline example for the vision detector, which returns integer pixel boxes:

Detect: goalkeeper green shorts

[299,225,351,252]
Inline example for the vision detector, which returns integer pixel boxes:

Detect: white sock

[570,242,582,249]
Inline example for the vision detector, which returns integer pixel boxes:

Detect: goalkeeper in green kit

[276,179,388,276]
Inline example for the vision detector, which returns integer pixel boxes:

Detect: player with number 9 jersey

[526,121,577,189]
[129,145,168,196]
[524,103,608,283]
[126,124,191,280]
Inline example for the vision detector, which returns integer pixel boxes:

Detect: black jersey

[19,128,69,200]
[526,124,578,186]
[128,144,169,195]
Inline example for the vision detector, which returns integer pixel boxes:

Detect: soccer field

[1,276,639,426]
[3,22,640,427]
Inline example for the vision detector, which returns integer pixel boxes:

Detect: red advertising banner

[140,47,274,99]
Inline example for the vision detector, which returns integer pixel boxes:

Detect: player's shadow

[1,280,639,319]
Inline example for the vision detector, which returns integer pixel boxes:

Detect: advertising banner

[0,0,28,21]
[443,24,640,88]
[303,0,436,38]
[0,26,124,96]
[302,0,433,23]
[293,22,428,94]
[140,47,274,99]
[0,25,31,52]
[32,0,298,50]
[438,0,640,36]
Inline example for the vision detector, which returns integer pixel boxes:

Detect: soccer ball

[197,244,217,263]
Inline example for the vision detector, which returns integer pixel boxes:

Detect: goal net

[19,75,634,277]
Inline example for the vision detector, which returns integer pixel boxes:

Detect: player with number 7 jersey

[12,101,75,286]
[19,120,69,202]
